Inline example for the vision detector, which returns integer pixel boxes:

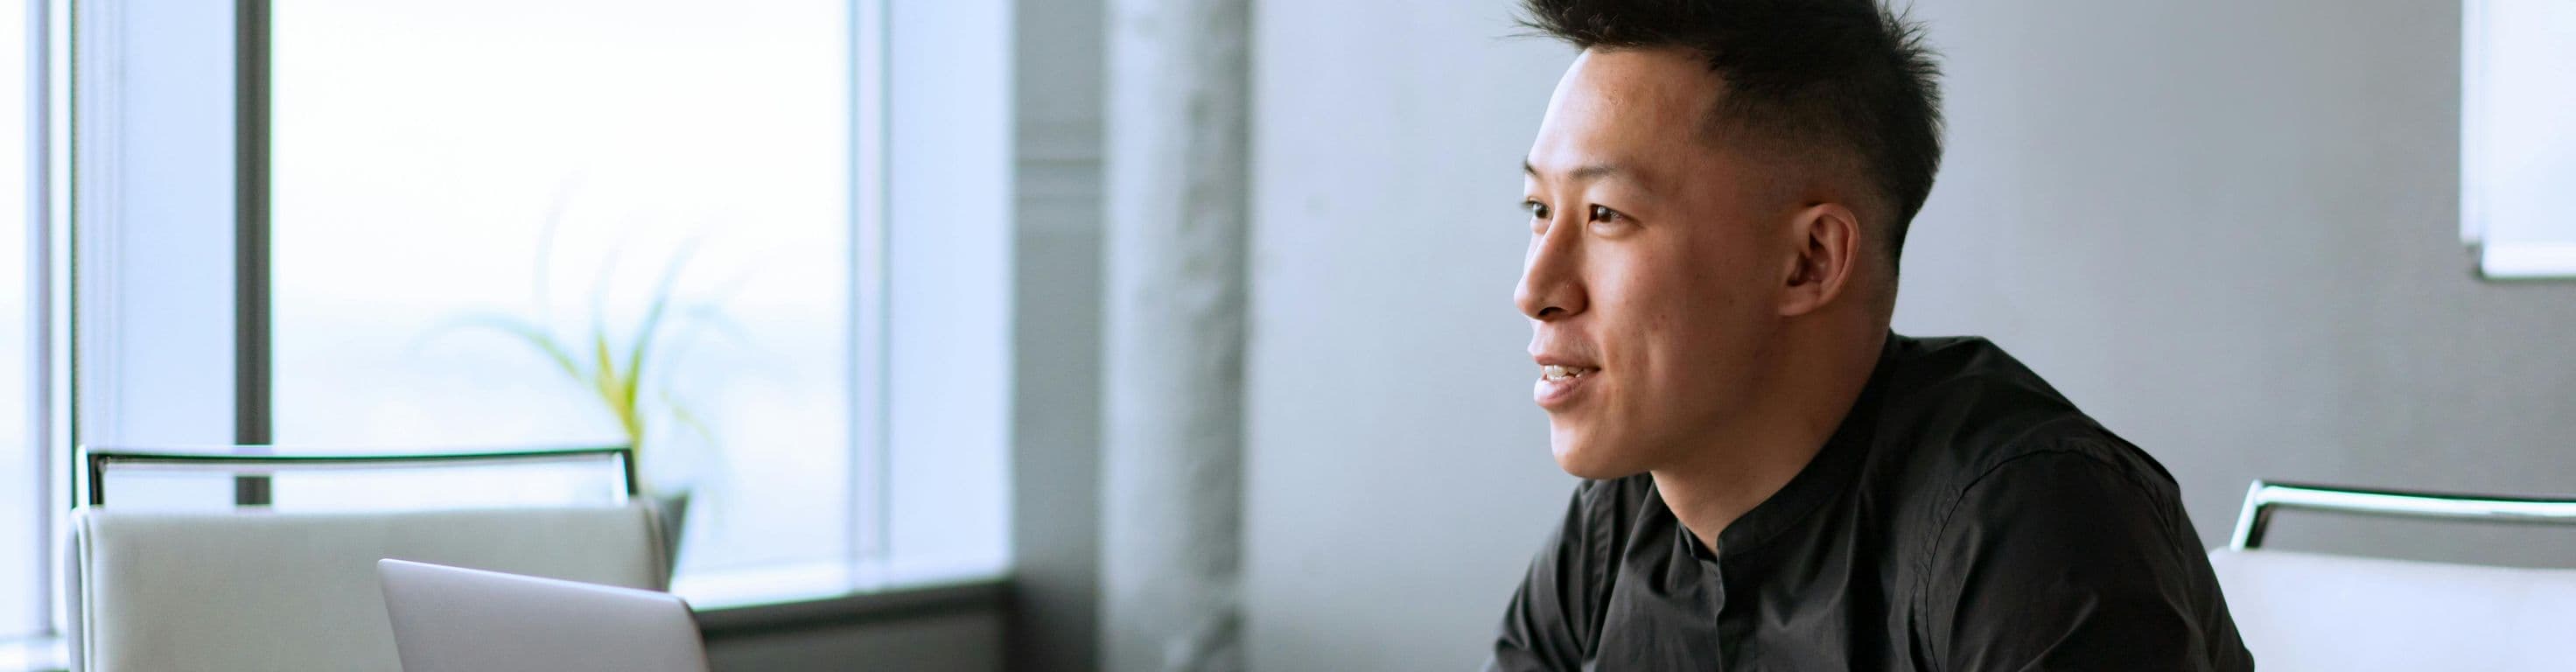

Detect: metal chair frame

[83,444,637,507]
[2230,479,2576,550]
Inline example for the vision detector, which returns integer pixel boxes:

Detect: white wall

[1245,1,2576,669]
[1242,3,1567,669]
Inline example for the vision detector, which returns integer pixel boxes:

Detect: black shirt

[1485,334,2254,671]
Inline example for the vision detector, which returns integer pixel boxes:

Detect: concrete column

[1097,0,1250,667]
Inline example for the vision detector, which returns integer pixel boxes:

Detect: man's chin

[1550,438,1648,480]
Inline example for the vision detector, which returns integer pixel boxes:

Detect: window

[10,0,1012,644]
[2462,0,2576,279]
[268,0,861,577]
[0,0,38,641]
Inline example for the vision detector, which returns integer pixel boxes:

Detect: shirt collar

[1704,332,1904,558]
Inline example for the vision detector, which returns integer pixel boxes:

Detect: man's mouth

[1533,363,1598,409]
[1539,364,1598,382]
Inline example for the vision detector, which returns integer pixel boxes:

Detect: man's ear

[1777,203,1861,317]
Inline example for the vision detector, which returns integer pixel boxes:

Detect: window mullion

[66,0,246,495]
[231,0,270,506]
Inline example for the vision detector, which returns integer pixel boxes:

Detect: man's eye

[1524,200,1550,220]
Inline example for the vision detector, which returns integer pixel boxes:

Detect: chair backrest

[66,504,668,672]
[2212,480,2576,671]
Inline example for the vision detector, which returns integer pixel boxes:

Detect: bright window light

[0,0,34,640]
[2462,0,2576,279]
[270,0,858,576]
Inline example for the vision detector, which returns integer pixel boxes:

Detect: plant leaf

[624,243,702,425]
[667,395,718,451]
[427,312,585,383]
[592,326,638,444]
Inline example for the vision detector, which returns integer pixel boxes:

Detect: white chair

[63,447,672,672]
[2208,480,2576,671]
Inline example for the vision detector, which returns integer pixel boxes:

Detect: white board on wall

[2462,0,2576,279]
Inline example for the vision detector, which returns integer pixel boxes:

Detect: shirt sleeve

[1915,447,2231,672]
[1485,482,1607,672]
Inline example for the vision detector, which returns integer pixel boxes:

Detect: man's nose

[1516,227,1586,321]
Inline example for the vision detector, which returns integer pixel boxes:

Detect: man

[1489,0,2254,669]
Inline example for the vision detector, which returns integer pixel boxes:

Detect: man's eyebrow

[1522,159,1627,182]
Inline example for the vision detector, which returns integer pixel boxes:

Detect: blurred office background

[2,0,2572,670]
[1256,0,2576,668]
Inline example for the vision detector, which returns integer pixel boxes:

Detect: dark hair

[1520,0,1943,265]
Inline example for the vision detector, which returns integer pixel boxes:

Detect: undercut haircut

[1520,0,1944,267]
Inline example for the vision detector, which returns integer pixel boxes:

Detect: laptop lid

[377,558,710,672]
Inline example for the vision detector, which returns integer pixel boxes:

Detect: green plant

[443,244,719,497]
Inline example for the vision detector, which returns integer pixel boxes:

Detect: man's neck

[1652,329,1886,554]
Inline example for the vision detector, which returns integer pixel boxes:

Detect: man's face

[1517,48,1796,480]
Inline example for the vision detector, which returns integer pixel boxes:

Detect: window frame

[20,0,1016,636]
[7,0,59,646]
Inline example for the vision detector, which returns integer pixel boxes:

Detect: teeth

[1540,365,1593,382]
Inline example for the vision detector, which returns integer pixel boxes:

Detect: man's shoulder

[1851,337,2250,672]
[1872,334,2091,444]
[1866,334,2181,511]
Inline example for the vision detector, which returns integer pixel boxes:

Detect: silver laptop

[377,558,710,672]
